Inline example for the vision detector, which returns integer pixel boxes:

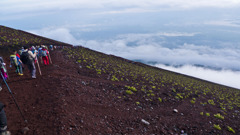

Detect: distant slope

[0,25,72,47]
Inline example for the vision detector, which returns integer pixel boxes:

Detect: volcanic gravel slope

[0,48,239,135]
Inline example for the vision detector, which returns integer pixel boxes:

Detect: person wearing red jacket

[41,47,49,65]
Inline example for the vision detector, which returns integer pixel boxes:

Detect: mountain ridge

[0,25,72,47]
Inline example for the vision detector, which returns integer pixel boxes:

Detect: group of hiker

[9,45,51,79]
[0,44,53,135]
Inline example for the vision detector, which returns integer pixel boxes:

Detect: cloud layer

[30,27,240,89]
[31,27,240,71]
[156,64,240,89]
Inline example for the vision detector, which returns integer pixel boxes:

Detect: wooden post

[36,57,42,75]
[48,51,53,64]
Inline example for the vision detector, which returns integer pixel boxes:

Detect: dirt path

[1,50,126,135]
[1,50,70,134]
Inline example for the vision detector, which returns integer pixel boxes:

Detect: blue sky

[1,0,240,88]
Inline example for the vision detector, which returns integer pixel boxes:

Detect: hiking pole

[39,56,43,64]
[0,71,30,134]
[0,71,27,123]
[36,57,42,75]
[48,52,53,64]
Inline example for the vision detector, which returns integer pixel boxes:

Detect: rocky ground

[0,48,239,135]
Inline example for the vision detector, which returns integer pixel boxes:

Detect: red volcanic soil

[0,49,239,135]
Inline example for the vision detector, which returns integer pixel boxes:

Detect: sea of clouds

[30,27,240,89]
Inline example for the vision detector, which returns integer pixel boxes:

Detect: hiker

[49,45,53,51]
[17,49,22,56]
[38,46,43,64]
[0,102,10,135]
[41,47,49,65]
[0,57,8,83]
[30,46,38,63]
[21,47,24,52]
[0,57,4,91]
[17,50,24,71]
[20,46,37,79]
[10,50,23,76]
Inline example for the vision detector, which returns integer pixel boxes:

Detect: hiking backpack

[20,51,33,64]
[10,55,18,66]
[41,50,47,57]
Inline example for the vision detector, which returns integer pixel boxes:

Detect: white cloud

[28,27,83,44]
[117,32,197,39]
[1,0,240,15]
[155,64,240,89]
[205,20,240,27]
[92,8,158,15]
[79,33,240,71]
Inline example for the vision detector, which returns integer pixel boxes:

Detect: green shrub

[213,124,221,130]
[208,99,215,105]
[126,90,133,95]
[172,88,176,93]
[158,97,162,102]
[176,93,183,99]
[190,98,196,104]
[77,60,81,63]
[206,113,210,117]
[96,69,101,74]
[126,86,137,92]
[214,113,224,120]
[227,126,235,134]
[111,75,119,81]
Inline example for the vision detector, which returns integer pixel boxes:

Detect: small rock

[126,127,134,131]
[141,119,150,125]
[82,81,86,85]
[21,127,30,134]
[173,109,178,113]
[143,127,147,132]
[107,127,112,133]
